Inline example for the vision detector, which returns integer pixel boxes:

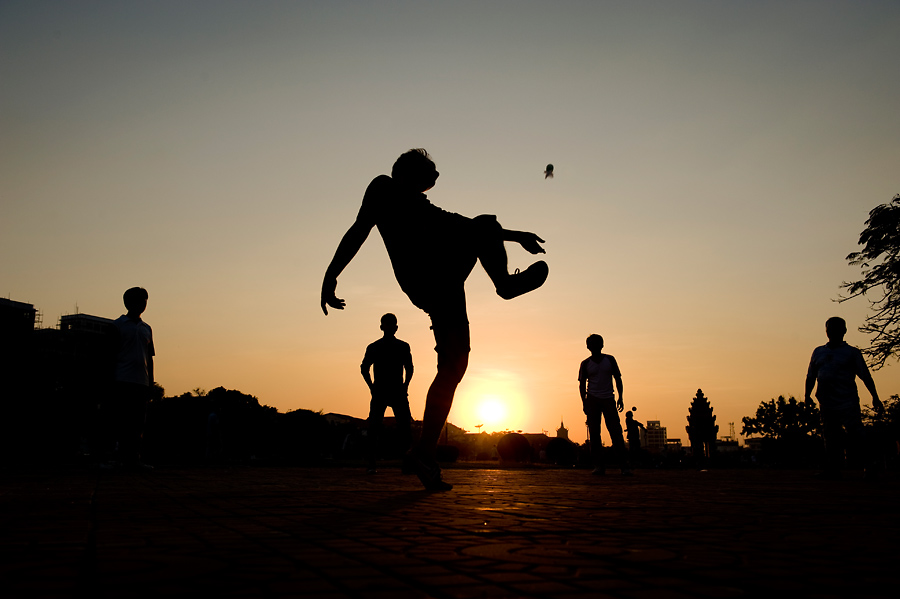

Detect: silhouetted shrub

[546,437,577,466]
[497,433,531,463]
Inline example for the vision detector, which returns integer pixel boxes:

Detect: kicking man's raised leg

[472,215,549,300]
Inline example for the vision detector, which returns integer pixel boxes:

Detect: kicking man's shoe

[409,453,453,491]
[496,261,549,300]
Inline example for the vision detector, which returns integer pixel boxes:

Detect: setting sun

[477,395,507,427]
[451,368,533,433]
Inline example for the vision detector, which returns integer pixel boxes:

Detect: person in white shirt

[578,334,632,475]
[106,287,155,468]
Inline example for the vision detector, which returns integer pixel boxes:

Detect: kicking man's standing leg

[408,298,469,491]
[419,319,469,456]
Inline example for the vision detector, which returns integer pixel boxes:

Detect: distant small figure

[625,410,645,455]
[104,287,155,469]
[361,313,413,474]
[578,334,632,475]
[805,316,883,479]
[544,164,554,179]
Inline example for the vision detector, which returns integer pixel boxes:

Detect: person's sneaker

[366,466,377,475]
[591,467,606,476]
[496,261,549,300]
[409,454,453,491]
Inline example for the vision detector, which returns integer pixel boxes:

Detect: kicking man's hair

[392,149,434,184]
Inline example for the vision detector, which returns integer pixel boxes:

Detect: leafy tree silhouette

[839,193,900,368]
[862,393,900,472]
[741,395,821,441]
[741,395,823,466]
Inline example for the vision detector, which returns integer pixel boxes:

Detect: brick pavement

[1,466,898,598]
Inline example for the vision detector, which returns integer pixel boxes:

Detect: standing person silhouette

[322,149,548,490]
[361,313,413,474]
[625,410,645,462]
[578,334,632,475]
[105,287,155,469]
[805,316,883,479]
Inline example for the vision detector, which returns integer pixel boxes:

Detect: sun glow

[452,369,532,433]
[477,395,508,427]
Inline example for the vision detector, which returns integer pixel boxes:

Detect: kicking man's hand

[519,232,546,255]
[321,278,345,315]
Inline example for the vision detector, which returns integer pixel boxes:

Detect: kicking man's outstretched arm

[502,229,546,255]
[321,219,373,315]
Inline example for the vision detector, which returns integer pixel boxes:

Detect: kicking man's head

[586,334,604,354]
[825,316,847,343]
[380,313,398,337]
[392,148,439,193]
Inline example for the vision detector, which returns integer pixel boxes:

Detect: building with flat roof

[645,420,668,453]
[59,313,114,335]
[0,298,37,336]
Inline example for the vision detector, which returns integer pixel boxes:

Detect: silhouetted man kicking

[805,316,883,479]
[578,334,632,475]
[322,149,548,490]
[362,313,413,474]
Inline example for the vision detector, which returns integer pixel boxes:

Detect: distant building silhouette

[60,313,114,334]
[1,298,117,463]
[686,389,719,459]
[1,298,37,386]
[0,298,37,336]
[556,419,569,440]
[665,438,683,452]
[645,420,668,453]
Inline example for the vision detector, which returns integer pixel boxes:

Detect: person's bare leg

[418,352,468,459]
[410,318,468,491]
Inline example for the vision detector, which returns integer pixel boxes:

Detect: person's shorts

[429,293,471,368]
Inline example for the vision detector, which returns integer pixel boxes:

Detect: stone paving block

[509,579,582,595]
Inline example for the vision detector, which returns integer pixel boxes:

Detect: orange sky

[3,2,899,444]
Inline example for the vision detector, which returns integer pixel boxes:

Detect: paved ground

[1,465,898,598]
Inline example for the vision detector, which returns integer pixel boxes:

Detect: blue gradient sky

[3,1,899,443]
